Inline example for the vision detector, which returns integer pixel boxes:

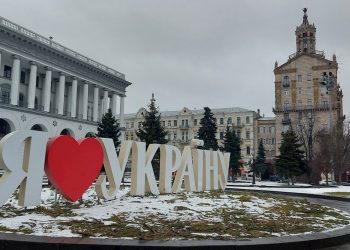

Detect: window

[269,127,271,133]
[307,73,312,81]
[194,119,197,126]
[220,132,224,140]
[20,71,26,84]
[246,116,250,124]
[258,127,261,133]
[297,74,302,82]
[18,93,25,107]
[126,122,129,129]
[321,100,328,109]
[282,76,290,88]
[174,133,177,140]
[307,99,312,107]
[246,131,250,139]
[162,121,165,127]
[174,120,177,126]
[138,122,142,128]
[307,86,312,94]
[263,127,266,133]
[237,117,241,126]
[168,120,171,127]
[284,100,290,110]
[0,85,10,104]
[220,118,224,125]
[298,87,302,94]
[272,138,275,145]
[298,100,302,108]
[284,113,290,121]
[298,111,302,121]
[237,131,241,138]
[168,133,171,140]
[246,146,251,155]
[182,131,185,140]
[283,124,290,132]
[182,120,184,126]
[185,119,188,126]
[3,65,11,79]
[227,117,232,124]
[131,122,134,128]
[271,127,275,134]
[284,90,289,96]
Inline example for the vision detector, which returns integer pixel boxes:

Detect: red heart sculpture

[45,136,103,202]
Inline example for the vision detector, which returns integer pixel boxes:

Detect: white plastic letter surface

[0,131,49,207]
[159,144,181,194]
[130,142,160,196]
[95,139,133,200]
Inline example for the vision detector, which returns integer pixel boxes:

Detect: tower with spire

[295,8,317,54]
[272,9,344,176]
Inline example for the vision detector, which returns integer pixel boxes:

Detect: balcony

[180,124,190,129]
[273,104,339,113]
[282,118,291,124]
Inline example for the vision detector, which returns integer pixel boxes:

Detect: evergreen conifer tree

[275,128,307,185]
[253,140,267,178]
[136,94,168,179]
[197,107,218,150]
[97,108,121,150]
[221,126,241,178]
[136,94,168,146]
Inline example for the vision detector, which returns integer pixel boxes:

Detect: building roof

[125,107,255,119]
[0,16,125,80]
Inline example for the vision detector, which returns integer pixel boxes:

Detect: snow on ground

[227,181,350,195]
[0,187,349,240]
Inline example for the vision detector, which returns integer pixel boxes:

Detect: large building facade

[0,16,131,139]
[124,105,260,165]
[273,9,343,154]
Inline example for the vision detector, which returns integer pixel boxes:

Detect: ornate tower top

[295,8,316,54]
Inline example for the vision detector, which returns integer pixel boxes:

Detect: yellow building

[273,8,343,154]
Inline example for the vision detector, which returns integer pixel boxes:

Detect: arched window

[284,100,290,110]
[0,119,11,138]
[282,76,290,88]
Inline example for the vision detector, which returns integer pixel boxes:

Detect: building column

[112,93,118,117]
[27,62,37,109]
[0,52,2,77]
[70,78,78,117]
[103,89,109,114]
[82,82,89,120]
[119,95,125,140]
[43,68,52,112]
[56,73,65,115]
[93,86,99,122]
[10,56,20,105]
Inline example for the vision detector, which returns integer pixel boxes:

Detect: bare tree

[314,118,350,184]
[295,110,318,183]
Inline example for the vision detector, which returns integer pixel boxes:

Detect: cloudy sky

[1,0,349,116]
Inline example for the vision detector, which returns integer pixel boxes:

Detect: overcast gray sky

[1,0,349,116]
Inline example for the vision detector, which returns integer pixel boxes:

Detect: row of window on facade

[258,126,275,134]
[282,73,313,88]
[283,100,329,110]
[125,116,252,130]
[261,138,276,145]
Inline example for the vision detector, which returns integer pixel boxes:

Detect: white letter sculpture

[0,131,48,206]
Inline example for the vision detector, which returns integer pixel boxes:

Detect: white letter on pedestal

[159,144,181,194]
[130,142,160,196]
[217,151,230,190]
[172,146,196,193]
[0,131,49,207]
[203,150,219,190]
[95,139,133,200]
